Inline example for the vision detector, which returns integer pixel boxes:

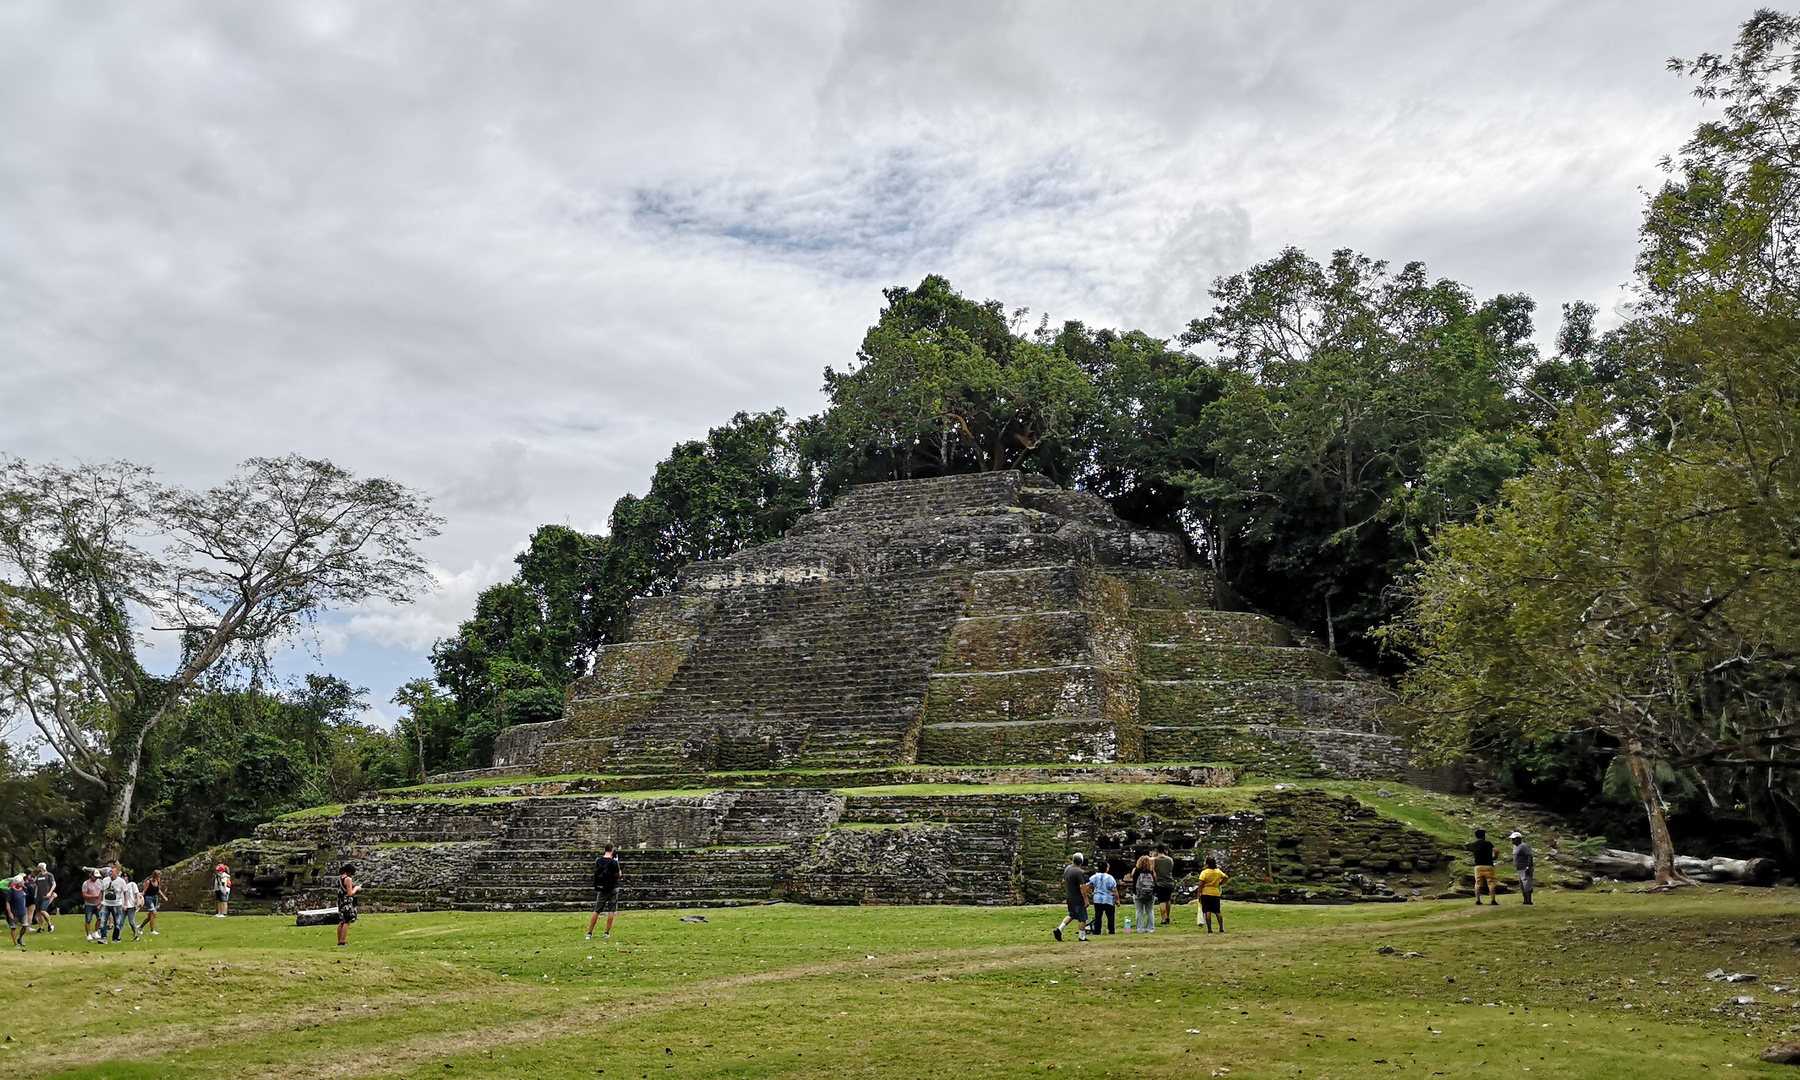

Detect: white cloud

[0,0,1762,709]
[345,556,521,654]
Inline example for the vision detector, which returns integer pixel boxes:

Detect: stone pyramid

[496,470,1404,780]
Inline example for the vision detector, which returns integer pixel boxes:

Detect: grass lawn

[12,889,1800,1079]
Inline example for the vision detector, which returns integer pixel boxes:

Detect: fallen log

[1573,848,1777,885]
[295,907,339,927]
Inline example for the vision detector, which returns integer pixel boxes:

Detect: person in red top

[80,870,103,940]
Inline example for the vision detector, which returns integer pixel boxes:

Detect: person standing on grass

[1468,829,1499,905]
[122,871,142,941]
[588,844,621,941]
[1129,855,1157,935]
[99,866,125,943]
[1153,845,1176,926]
[141,870,162,936]
[32,863,54,933]
[1053,852,1089,942]
[1087,860,1118,935]
[81,868,102,940]
[4,877,27,950]
[1196,857,1229,933]
[337,863,360,947]
[213,864,231,918]
[1510,831,1535,906]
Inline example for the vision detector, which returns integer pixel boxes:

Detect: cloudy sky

[0,0,1755,722]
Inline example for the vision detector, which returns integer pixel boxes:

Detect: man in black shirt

[588,843,622,941]
[1053,853,1090,942]
[1467,828,1498,905]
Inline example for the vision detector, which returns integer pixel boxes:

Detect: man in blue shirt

[1086,861,1119,935]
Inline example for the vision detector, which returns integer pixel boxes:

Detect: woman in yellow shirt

[1196,857,1229,934]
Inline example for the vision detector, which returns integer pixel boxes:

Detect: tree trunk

[98,760,139,866]
[1577,848,1776,885]
[1625,751,1679,885]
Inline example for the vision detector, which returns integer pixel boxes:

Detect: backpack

[594,856,620,891]
[1133,870,1156,899]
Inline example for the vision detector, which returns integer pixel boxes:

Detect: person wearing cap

[1510,831,1535,906]
[4,876,27,949]
[213,864,231,918]
[32,863,54,933]
[1467,829,1499,905]
[80,868,103,940]
[1054,852,1090,942]
[98,866,125,943]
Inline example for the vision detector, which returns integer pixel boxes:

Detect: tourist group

[1051,828,1538,941]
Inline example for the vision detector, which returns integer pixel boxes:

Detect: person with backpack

[98,866,126,943]
[588,844,621,941]
[1129,855,1158,935]
[213,864,231,918]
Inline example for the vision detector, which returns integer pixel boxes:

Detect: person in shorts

[1196,856,1230,933]
[1153,845,1176,926]
[588,844,621,941]
[213,864,231,918]
[81,869,102,939]
[1054,853,1090,942]
[32,863,54,933]
[4,876,27,950]
[336,863,360,947]
[140,870,162,936]
[1468,829,1498,905]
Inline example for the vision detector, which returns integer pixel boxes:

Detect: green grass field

[11,889,1800,1079]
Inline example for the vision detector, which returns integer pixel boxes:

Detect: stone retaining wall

[172,786,1453,913]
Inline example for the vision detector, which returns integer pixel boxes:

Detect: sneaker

[1077,931,1088,941]
[585,933,592,940]
[216,913,226,919]
[150,931,158,936]
[602,933,609,940]
[1053,927,1063,941]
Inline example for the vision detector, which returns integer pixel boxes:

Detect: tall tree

[805,276,1093,495]
[1397,12,1800,880]
[0,455,438,861]
[1162,248,1539,661]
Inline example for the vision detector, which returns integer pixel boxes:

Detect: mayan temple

[166,473,1456,911]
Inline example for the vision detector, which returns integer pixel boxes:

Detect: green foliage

[802,275,1093,493]
[1070,248,1542,664]
[418,411,814,774]
[1397,12,1800,862]
[120,674,408,871]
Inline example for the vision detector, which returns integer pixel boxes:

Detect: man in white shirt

[122,873,143,941]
